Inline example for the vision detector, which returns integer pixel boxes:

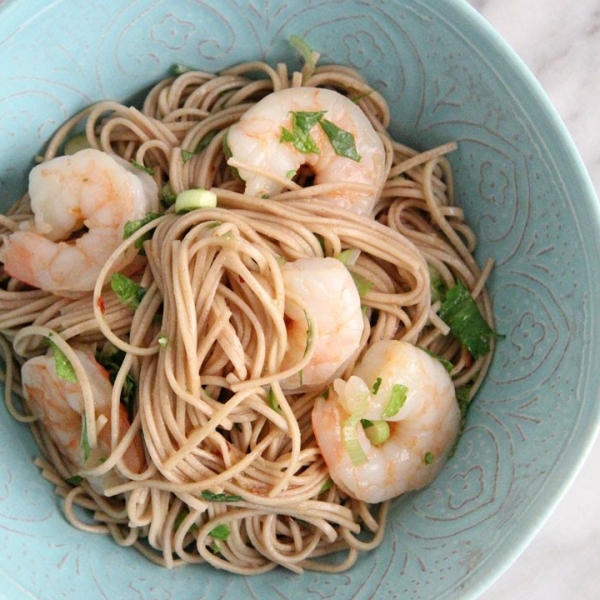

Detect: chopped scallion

[382,383,408,419]
[342,415,368,466]
[371,377,382,395]
[175,188,218,214]
[362,419,390,446]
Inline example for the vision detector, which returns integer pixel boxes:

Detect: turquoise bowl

[1,1,599,598]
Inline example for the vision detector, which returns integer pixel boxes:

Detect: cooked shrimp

[226,87,386,215]
[280,256,364,391]
[312,340,460,503]
[21,347,144,494]
[0,148,159,296]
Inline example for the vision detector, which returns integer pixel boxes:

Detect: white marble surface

[466,1,600,598]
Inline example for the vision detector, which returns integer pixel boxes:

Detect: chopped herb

[428,264,447,304]
[222,133,240,178]
[130,159,155,176]
[456,385,472,422]
[303,309,313,357]
[123,212,161,250]
[350,271,374,297]
[50,341,77,383]
[351,90,375,104]
[319,478,334,494]
[319,118,361,162]
[342,415,368,467]
[286,169,297,179]
[439,282,503,359]
[173,509,199,532]
[280,122,320,154]
[336,248,361,266]
[382,384,408,419]
[201,491,243,503]
[81,412,91,462]
[315,234,326,253]
[268,386,281,413]
[321,387,330,400]
[181,149,195,163]
[210,524,231,540]
[173,63,195,75]
[195,130,218,153]
[294,110,327,134]
[289,34,318,77]
[95,345,137,416]
[175,188,218,214]
[421,348,454,372]
[66,475,83,486]
[157,335,169,348]
[161,182,177,208]
[362,419,390,446]
[424,451,435,465]
[372,377,383,395]
[110,273,147,309]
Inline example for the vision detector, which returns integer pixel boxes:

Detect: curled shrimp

[0,148,159,296]
[226,87,387,215]
[280,256,364,392]
[21,347,144,494]
[312,340,460,503]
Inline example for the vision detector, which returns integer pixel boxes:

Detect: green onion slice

[342,414,368,466]
[362,419,390,446]
[175,188,218,213]
[382,383,408,419]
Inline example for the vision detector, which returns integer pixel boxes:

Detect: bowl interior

[1,1,600,599]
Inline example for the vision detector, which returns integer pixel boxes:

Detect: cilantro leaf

[110,273,147,309]
[50,341,77,383]
[293,110,326,134]
[319,119,361,162]
[210,524,231,540]
[130,159,155,176]
[201,491,242,503]
[81,412,91,462]
[439,282,502,359]
[123,212,161,250]
[96,345,137,417]
[280,126,320,154]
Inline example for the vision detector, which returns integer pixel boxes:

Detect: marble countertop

[467,1,600,598]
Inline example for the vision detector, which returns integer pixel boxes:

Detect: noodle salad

[0,42,500,574]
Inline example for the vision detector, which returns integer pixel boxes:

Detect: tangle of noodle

[0,56,496,574]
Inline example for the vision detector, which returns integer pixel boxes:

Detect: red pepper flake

[97,297,106,314]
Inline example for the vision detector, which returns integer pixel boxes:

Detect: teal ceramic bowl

[1,1,599,598]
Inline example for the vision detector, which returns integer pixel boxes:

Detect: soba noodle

[0,54,496,574]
